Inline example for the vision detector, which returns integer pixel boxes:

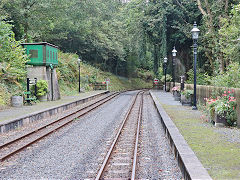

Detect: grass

[58,52,152,96]
[160,103,240,179]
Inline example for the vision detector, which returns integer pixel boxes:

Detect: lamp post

[77,58,81,93]
[172,46,177,87]
[164,57,168,91]
[191,22,200,110]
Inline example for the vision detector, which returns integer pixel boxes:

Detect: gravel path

[136,92,182,179]
[0,91,136,179]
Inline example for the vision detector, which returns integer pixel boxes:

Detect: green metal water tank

[22,42,58,66]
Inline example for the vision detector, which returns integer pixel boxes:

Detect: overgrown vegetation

[0,17,28,106]
[57,52,152,96]
[36,80,48,97]
[1,0,240,105]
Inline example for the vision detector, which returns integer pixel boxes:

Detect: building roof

[21,42,58,49]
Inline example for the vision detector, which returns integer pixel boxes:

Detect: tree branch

[225,0,229,15]
[196,0,206,16]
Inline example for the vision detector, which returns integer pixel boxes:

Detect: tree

[219,3,240,64]
[196,0,239,72]
[0,17,28,84]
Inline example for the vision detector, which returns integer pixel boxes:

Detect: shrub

[186,69,211,85]
[214,90,237,126]
[160,74,172,82]
[205,90,237,126]
[36,80,48,96]
[181,89,193,99]
[0,17,28,84]
[210,62,240,88]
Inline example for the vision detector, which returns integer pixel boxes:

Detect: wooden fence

[167,82,240,127]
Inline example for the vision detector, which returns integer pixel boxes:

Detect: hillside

[0,51,153,109]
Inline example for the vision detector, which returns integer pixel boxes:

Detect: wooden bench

[93,83,107,90]
[23,91,37,105]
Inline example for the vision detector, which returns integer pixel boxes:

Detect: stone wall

[27,66,61,101]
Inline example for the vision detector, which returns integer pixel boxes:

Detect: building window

[53,52,55,60]
[47,50,49,59]
[29,50,38,58]
[50,51,52,60]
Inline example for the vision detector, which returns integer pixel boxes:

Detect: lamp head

[191,21,200,40]
[164,57,167,63]
[77,58,81,65]
[172,47,177,57]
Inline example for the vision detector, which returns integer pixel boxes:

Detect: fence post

[236,89,240,128]
[27,78,30,104]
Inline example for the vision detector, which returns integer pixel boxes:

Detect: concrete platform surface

[0,90,107,123]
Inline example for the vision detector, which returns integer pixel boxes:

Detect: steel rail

[0,92,118,149]
[0,92,120,162]
[131,91,144,180]
[95,90,143,180]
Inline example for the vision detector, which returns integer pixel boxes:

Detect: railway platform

[150,90,212,180]
[0,90,109,133]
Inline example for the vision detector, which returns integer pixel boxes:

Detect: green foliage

[219,3,240,64]
[185,69,211,85]
[210,62,240,88]
[88,74,97,84]
[204,89,237,126]
[204,97,218,117]
[57,52,79,84]
[181,89,193,99]
[137,69,154,81]
[160,74,172,82]
[0,83,9,106]
[163,102,240,179]
[0,17,28,84]
[57,51,152,95]
[214,90,237,126]
[36,80,48,96]
[1,0,240,90]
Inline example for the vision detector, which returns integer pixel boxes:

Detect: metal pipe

[51,68,53,101]
[164,63,167,91]
[173,56,175,87]
[79,63,81,93]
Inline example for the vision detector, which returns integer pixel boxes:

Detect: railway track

[95,90,144,179]
[0,92,120,162]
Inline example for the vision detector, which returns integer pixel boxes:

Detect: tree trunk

[205,51,214,72]
[153,44,159,76]
[220,52,225,72]
[24,13,29,42]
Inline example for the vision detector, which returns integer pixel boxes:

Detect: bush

[210,62,240,88]
[185,69,211,85]
[160,74,172,82]
[36,80,48,96]
[181,89,193,99]
[204,90,237,126]
[0,17,28,84]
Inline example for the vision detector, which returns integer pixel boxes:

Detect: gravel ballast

[0,91,135,179]
[0,91,184,179]
[136,92,182,179]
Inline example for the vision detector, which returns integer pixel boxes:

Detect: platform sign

[29,78,37,85]
[106,78,110,90]
[154,78,159,84]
